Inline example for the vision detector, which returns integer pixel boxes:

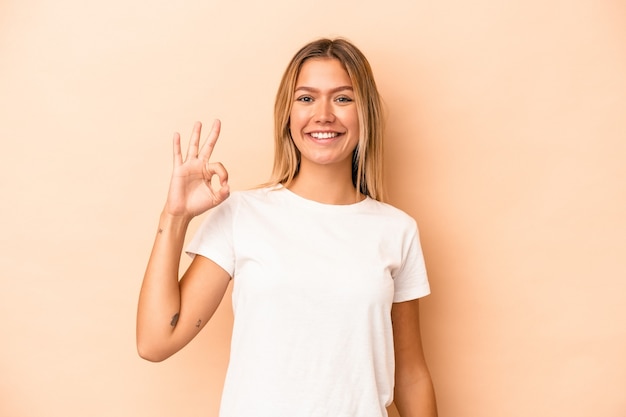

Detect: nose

[314,99,335,123]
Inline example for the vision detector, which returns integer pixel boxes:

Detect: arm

[136,120,231,362]
[392,299,438,417]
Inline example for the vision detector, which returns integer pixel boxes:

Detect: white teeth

[310,132,339,139]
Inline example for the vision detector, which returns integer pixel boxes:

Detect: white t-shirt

[186,185,430,417]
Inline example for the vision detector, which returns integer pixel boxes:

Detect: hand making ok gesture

[164,120,230,220]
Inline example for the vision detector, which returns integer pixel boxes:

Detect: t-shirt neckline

[274,184,372,212]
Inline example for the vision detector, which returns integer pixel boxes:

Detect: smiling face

[289,58,360,172]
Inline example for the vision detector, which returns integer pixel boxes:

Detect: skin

[136,59,437,416]
[136,120,231,362]
[391,299,438,416]
[287,58,362,205]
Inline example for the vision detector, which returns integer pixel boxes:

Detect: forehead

[295,58,352,88]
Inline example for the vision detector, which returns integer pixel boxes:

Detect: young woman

[137,38,437,417]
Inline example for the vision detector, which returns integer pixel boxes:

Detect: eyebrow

[294,85,354,93]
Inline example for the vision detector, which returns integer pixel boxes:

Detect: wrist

[158,211,192,232]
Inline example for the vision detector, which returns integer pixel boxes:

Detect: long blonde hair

[267,38,385,201]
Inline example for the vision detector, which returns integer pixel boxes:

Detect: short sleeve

[392,222,430,303]
[185,194,238,277]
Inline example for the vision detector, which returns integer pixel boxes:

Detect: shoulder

[229,185,282,204]
[216,185,284,214]
[351,199,421,246]
[363,199,418,229]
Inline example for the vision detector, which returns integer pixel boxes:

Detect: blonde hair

[267,38,385,201]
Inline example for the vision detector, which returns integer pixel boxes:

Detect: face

[289,58,360,171]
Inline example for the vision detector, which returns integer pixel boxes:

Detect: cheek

[344,109,360,134]
[288,109,307,136]
[339,104,357,121]
[290,106,304,120]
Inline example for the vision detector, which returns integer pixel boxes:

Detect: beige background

[1,0,625,416]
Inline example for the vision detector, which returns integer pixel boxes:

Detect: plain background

[1,0,625,416]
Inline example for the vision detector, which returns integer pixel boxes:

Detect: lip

[305,130,343,134]
[305,132,343,143]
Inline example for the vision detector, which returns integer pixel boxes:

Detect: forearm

[136,211,191,361]
[394,372,438,417]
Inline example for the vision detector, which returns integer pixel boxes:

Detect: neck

[287,161,364,205]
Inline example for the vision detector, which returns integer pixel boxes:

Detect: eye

[335,95,353,103]
[296,95,313,103]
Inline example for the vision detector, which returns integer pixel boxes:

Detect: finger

[198,119,221,162]
[218,183,231,201]
[206,162,229,186]
[172,132,183,167]
[206,162,230,201]
[185,121,203,160]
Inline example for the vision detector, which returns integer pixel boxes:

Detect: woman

[137,38,437,417]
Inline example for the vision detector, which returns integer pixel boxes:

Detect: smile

[309,132,340,139]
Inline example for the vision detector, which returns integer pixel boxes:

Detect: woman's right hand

[163,120,230,220]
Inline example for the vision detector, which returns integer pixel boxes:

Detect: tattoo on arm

[196,319,202,328]
[158,228,163,234]
[170,312,180,327]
